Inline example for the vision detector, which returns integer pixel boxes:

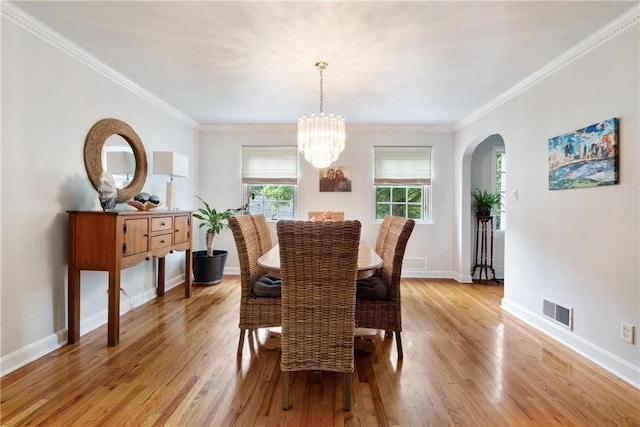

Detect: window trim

[492,146,506,231]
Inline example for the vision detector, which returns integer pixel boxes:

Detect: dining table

[257,240,383,280]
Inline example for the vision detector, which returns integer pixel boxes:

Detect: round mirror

[84,118,147,203]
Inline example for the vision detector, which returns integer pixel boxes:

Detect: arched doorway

[470,135,505,282]
[461,133,506,284]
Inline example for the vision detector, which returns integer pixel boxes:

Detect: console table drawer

[150,233,173,250]
[151,217,173,232]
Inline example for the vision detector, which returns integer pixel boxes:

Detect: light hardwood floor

[2,278,639,426]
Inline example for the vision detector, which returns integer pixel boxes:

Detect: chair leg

[237,329,246,357]
[343,373,351,411]
[395,331,403,359]
[282,371,290,410]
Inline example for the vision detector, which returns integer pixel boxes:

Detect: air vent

[542,298,573,330]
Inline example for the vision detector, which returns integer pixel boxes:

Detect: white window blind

[374,146,432,185]
[242,146,298,184]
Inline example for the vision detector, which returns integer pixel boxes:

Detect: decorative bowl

[127,200,162,211]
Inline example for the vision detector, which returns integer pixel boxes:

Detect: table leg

[67,268,80,344]
[184,249,192,298]
[107,269,120,346]
[157,257,166,296]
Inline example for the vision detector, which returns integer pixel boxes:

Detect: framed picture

[548,117,619,190]
[319,166,352,192]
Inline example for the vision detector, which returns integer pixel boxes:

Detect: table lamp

[153,151,188,210]
[106,150,135,186]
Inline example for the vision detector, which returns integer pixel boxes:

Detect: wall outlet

[621,322,635,344]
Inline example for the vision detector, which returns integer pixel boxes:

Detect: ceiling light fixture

[297,61,345,169]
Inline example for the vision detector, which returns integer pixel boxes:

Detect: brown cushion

[252,275,281,298]
[356,276,388,300]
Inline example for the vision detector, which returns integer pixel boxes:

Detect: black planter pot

[476,206,491,217]
[193,250,228,286]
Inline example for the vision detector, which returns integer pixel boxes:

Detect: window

[494,148,506,230]
[373,146,432,222]
[242,146,297,219]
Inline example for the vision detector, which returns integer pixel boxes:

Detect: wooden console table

[67,210,193,346]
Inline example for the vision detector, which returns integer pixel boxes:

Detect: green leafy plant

[193,196,236,257]
[471,188,501,216]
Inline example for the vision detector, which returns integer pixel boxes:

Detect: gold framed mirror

[84,118,147,203]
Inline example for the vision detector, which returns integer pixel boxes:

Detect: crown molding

[455,4,640,131]
[2,1,199,129]
[347,124,454,133]
[5,1,636,133]
[198,124,296,132]
[199,123,454,133]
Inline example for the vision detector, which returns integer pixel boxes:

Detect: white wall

[197,125,456,278]
[1,13,199,373]
[455,18,639,386]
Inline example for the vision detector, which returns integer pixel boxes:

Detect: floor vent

[542,298,573,330]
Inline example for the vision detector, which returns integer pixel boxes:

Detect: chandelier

[297,61,345,168]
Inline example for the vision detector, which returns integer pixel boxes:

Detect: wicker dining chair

[250,213,273,254]
[277,219,361,411]
[375,214,394,255]
[307,211,345,221]
[229,214,281,356]
[356,216,415,359]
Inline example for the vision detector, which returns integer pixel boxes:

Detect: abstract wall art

[548,117,619,190]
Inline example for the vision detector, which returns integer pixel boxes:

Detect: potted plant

[471,188,501,217]
[192,196,236,285]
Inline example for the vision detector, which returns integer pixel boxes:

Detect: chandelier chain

[319,66,324,113]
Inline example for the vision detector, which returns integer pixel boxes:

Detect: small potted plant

[192,196,236,285]
[471,188,501,218]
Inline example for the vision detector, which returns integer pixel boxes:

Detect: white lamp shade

[106,150,135,175]
[153,151,188,210]
[153,151,189,178]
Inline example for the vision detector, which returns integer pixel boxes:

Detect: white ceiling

[10,1,637,126]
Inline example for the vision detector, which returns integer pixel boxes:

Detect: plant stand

[472,215,498,284]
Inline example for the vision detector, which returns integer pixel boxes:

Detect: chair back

[250,213,272,255]
[379,216,415,301]
[277,219,361,373]
[375,215,394,255]
[229,215,264,299]
[308,211,345,221]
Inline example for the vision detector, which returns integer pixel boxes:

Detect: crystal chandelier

[297,61,345,169]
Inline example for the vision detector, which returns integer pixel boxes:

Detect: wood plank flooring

[2,278,639,426]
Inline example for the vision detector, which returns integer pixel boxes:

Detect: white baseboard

[501,298,640,389]
[0,330,67,376]
[453,272,473,283]
[224,267,240,275]
[1,274,187,376]
[402,270,455,279]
